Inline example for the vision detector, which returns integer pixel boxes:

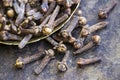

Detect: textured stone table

[0,0,120,80]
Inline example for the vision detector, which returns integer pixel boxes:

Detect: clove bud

[57,51,70,72]
[42,5,60,35]
[80,21,108,37]
[98,0,117,19]
[73,35,101,55]
[15,51,45,69]
[46,37,67,53]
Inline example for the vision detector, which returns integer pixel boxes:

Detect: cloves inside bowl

[0,1,80,48]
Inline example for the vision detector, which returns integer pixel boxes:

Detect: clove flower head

[14,57,24,69]
[7,9,15,18]
[42,26,52,35]
[79,17,87,25]
[54,42,67,53]
[98,10,107,19]
[57,62,67,72]
[80,25,90,37]
[45,49,55,57]
[92,35,101,44]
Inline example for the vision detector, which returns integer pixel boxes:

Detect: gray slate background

[0,0,120,80]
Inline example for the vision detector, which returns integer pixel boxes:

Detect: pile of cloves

[13,0,117,75]
[0,0,80,48]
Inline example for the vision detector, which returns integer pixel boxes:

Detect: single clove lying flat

[98,0,117,19]
[80,21,108,37]
[73,35,101,55]
[46,37,67,53]
[15,51,45,69]
[77,57,101,66]
[34,49,55,75]
[57,50,70,72]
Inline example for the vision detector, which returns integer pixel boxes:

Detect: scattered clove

[46,37,67,53]
[77,57,101,66]
[15,51,45,69]
[73,35,101,55]
[42,5,60,35]
[34,49,55,75]
[98,0,117,19]
[80,21,108,37]
[57,51,70,72]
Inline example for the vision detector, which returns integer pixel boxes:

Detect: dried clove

[13,0,25,26]
[0,31,22,41]
[80,21,108,37]
[26,9,43,20]
[73,35,101,55]
[77,57,101,66]
[18,26,39,36]
[58,15,80,43]
[53,14,69,27]
[98,0,117,19]
[57,51,70,72]
[15,51,45,69]
[41,0,49,13]
[42,5,60,35]
[34,49,55,75]
[46,37,67,53]
[52,21,73,43]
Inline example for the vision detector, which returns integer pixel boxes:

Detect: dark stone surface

[0,0,120,80]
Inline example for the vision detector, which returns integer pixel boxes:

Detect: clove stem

[34,49,55,75]
[77,57,101,66]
